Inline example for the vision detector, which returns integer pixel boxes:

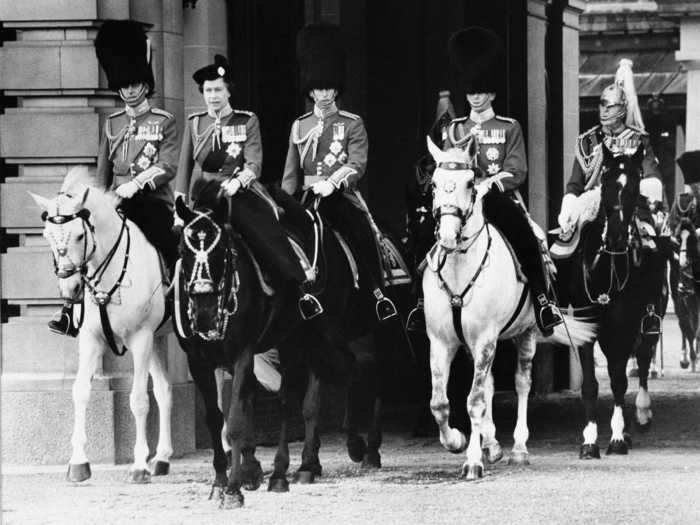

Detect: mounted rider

[279,23,398,321]
[442,26,562,336]
[49,20,179,336]
[174,54,323,320]
[556,59,662,253]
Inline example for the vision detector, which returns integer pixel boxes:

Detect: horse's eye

[76,233,84,241]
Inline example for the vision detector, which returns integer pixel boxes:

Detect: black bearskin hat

[296,23,345,96]
[448,26,505,95]
[95,20,154,94]
[192,54,234,90]
[678,151,700,185]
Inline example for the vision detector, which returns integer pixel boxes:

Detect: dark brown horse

[671,216,700,371]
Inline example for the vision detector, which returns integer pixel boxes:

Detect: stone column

[0,0,195,465]
[676,18,700,150]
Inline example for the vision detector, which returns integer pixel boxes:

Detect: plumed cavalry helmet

[677,151,700,185]
[296,23,346,98]
[192,54,234,92]
[448,26,505,95]
[95,20,154,95]
[600,58,645,130]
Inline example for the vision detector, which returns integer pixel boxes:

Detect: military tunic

[444,108,527,194]
[175,108,262,201]
[566,124,660,196]
[95,101,179,267]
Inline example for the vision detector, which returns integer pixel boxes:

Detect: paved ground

[2,315,700,525]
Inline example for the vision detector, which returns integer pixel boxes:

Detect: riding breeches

[228,191,307,286]
[318,192,384,289]
[482,190,548,296]
[119,195,178,271]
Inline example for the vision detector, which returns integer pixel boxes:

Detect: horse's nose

[191,279,215,295]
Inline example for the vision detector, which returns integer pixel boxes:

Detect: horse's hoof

[347,436,367,463]
[268,476,290,493]
[445,431,468,454]
[461,463,483,481]
[650,370,659,379]
[623,433,633,446]
[221,490,244,509]
[241,460,263,491]
[293,470,316,484]
[635,419,652,433]
[508,452,530,466]
[482,445,503,464]
[361,451,381,469]
[152,461,169,476]
[579,443,600,460]
[680,360,689,369]
[128,469,151,484]
[628,368,639,378]
[606,439,629,455]
[66,462,91,483]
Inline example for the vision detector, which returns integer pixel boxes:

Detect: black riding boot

[48,302,79,337]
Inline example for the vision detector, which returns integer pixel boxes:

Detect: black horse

[670,216,700,371]
[554,143,668,458]
[175,180,405,507]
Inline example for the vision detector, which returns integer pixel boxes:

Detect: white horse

[423,137,595,480]
[30,168,173,483]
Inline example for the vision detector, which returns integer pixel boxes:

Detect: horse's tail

[253,349,281,393]
[539,314,597,348]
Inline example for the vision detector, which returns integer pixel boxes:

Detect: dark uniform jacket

[96,101,178,208]
[443,108,527,195]
[566,124,659,196]
[281,107,368,197]
[175,107,262,202]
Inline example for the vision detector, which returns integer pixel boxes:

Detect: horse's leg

[67,334,102,482]
[223,345,254,508]
[344,361,367,463]
[268,374,290,493]
[634,334,655,432]
[605,343,631,455]
[362,396,383,469]
[214,368,233,462]
[461,336,497,480]
[579,341,600,459]
[428,337,465,454]
[508,327,537,466]
[480,371,502,464]
[148,338,173,475]
[185,352,228,499]
[128,330,155,483]
[294,369,322,483]
[240,398,263,491]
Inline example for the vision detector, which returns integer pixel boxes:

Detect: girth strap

[500,284,529,335]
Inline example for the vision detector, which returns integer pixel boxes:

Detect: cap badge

[217,66,226,77]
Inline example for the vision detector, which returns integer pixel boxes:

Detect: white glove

[557,193,579,233]
[115,181,140,199]
[311,180,336,197]
[221,178,242,197]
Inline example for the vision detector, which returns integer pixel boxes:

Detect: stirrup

[298,293,323,320]
[536,302,563,335]
[374,289,397,321]
[406,298,425,333]
[48,308,79,338]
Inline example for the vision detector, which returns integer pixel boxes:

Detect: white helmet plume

[615,58,645,130]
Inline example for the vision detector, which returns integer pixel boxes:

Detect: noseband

[432,162,479,251]
[42,207,96,279]
[181,210,240,340]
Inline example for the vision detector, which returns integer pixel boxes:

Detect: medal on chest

[222,124,247,143]
[135,122,163,142]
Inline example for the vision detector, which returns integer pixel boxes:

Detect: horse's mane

[55,167,112,215]
[191,178,225,211]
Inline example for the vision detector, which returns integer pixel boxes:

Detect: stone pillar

[676,18,700,150]
[0,0,195,465]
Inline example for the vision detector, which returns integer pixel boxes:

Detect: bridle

[42,207,96,280]
[180,209,240,341]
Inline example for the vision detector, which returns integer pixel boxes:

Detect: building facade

[0,0,583,464]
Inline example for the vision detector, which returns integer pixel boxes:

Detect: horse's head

[175,195,237,340]
[30,184,95,302]
[426,136,488,250]
[599,142,643,252]
[678,217,699,270]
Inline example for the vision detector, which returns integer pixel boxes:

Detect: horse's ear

[28,191,52,212]
[426,136,443,163]
[77,185,90,207]
[175,195,195,223]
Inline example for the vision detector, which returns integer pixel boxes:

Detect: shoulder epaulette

[107,109,126,119]
[234,109,254,117]
[579,125,600,140]
[188,111,207,120]
[338,110,360,120]
[451,116,468,124]
[626,124,649,136]
[150,107,173,119]
[295,111,313,122]
[494,115,516,123]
